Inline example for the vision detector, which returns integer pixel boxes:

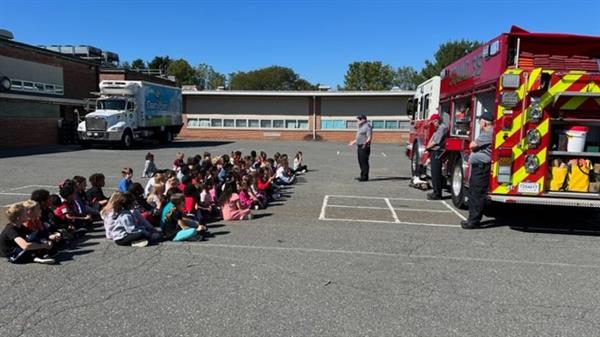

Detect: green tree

[228,66,315,90]
[196,63,226,90]
[417,39,482,83]
[120,61,131,70]
[167,59,197,86]
[148,56,172,73]
[393,66,420,90]
[130,58,146,70]
[342,61,395,90]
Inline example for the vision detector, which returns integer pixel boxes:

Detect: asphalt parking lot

[1,140,600,337]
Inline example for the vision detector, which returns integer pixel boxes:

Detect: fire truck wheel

[410,143,423,177]
[450,158,467,209]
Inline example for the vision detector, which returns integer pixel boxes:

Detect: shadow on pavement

[369,176,412,182]
[486,203,600,236]
[0,140,235,159]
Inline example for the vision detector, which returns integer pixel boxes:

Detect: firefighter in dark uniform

[348,114,372,182]
[461,111,494,229]
[425,113,448,200]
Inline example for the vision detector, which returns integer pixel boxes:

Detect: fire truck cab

[408,26,600,209]
[407,76,441,177]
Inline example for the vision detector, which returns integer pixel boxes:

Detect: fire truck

[407,26,600,209]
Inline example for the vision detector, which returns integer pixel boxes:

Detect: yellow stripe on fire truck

[492,148,547,194]
[561,81,600,110]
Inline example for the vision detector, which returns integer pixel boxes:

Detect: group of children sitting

[0,149,308,264]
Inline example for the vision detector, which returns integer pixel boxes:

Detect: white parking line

[321,194,464,226]
[318,195,329,220]
[327,204,452,213]
[0,185,36,193]
[384,198,400,223]
[0,192,32,196]
[328,194,443,203]
[441,200,467,221]
[309,217,460,227]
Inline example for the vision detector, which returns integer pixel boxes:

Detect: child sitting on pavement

[0,204,55,264]
[161,193,206,240]
[108,192,153,247]
[87,173,109,210]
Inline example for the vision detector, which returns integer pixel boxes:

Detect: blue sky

[2,0,600,87]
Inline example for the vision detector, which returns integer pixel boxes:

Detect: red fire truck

[407,26,600,209]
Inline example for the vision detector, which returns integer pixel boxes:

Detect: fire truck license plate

[518,182,539,194]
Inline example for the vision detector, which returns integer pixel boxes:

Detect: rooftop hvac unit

[102,51,119,63]
[46,45,61,52]
[75,45,102,57]
[59,45,75,55]
[0,29,14,40]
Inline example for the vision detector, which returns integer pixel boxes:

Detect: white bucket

[566,126,588,153]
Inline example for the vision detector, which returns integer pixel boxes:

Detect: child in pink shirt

[219,180,252,221]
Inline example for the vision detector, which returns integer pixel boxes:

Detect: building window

[321,117,409,130]
[23,82,34,90]
[372,120,385,129]
[54,85,64,95]
[298,120,309,129]
[398,121,411,130]
[185,115,310,130]
[285,120,296,129]
[385,120,398,129]
[224,119,235,127]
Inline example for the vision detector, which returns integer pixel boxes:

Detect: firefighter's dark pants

[430,150,443,197]
[357,145,371,181]
[467,163,491,225]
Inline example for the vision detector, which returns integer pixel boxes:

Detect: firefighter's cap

[481,111,493,122]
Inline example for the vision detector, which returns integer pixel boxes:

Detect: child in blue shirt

[118,168,133,193]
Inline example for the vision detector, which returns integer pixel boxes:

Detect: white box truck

[78,80,183,148]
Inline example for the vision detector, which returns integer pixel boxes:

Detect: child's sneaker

[254,204,260,210]
[245,214,254,220]
[33,256,56,265]
[131,239,149,247]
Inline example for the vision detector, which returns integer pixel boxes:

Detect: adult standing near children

[425,113,448,200]
[348,114,372,182]
[461,111,494,229]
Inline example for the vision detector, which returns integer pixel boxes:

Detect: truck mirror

[406,99,416,119]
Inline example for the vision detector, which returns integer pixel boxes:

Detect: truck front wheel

[160,130,173,144]
[450,158,467,209]
[410,142,423,177]
[121,130,134,149]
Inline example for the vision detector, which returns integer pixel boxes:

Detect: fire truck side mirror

[407,98,416,119]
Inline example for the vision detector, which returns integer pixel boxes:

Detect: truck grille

[86,117,106,131]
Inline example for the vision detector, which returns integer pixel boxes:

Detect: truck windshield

[97,99,126,110]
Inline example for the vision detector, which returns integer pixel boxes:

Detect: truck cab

[406,76,441,177]
[78,80,182,148]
